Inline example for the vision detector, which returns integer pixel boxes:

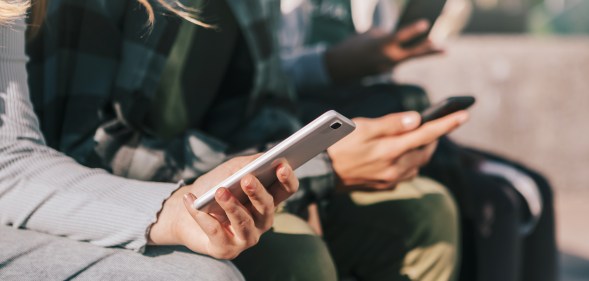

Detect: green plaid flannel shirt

[27,0,336,215]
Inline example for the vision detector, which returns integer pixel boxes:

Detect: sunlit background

[392,0,588,280]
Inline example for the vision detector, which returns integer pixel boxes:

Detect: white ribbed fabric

[0,20,179,252]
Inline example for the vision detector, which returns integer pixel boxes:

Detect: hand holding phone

[396,0,448,47]
[193,110,356,214]
[149,154,299,259]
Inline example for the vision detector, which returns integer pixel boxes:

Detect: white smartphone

[193,110,356,214]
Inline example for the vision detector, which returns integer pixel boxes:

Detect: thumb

[394,19,430,44]
[183,193,200,217]
[183,192,230,224]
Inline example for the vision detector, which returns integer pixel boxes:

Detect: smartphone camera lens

[330,121,342,130]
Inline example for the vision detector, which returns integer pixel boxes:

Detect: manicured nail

[416,20,430,31]
[402,112,420,129]
[216,188,231,202]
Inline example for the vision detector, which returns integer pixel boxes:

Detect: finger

[182,193,231,245]
[394,19,430,44]
[268,162,299,205]
[372,154,419,183]
[421,141,438,164]
[404,39,443,58]
[223,154,261,174]
[400,168,419,182]
[360,111,421,139]
[199,154,262,192]
[396,111,468,151]
[241,174,274,230]
[375,165,420,187]
[373,166,402,184]
[183,193,200,218]
[371,180,399,191]
[397,142,437,169]
[215,188,257,244]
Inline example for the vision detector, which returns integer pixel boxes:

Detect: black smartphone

[420,96,475,125]
[396,0,447,48]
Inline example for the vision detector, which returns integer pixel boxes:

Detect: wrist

[147,186,187,246]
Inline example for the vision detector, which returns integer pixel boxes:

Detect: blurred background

[393,0,588,280]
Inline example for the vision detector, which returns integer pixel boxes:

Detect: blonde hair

[21,0,208,39]
[0,0,30,25]
[1,0,207,27]
[138,0,210,28]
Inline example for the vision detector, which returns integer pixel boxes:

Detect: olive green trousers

[233,177,460,281]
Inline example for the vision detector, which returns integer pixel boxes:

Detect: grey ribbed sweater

[0,20,179,252]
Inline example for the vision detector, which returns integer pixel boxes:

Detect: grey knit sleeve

[0,20,180,253]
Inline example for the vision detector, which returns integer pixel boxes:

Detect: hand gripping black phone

[396,0,448,48]
[420,96,475,125]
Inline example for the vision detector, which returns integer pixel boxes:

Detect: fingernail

[243,176,256,195]
[242,175,252,188]
[279,165,290,178]
[402,112,420,129]
[455,112,470,124]
[417,20,430,31]
[183,193,196,204]
[216,188,231,202]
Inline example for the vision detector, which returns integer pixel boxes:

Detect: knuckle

[389,142,408,156]
[236,216,254,230]
[383,169,399,182]
[388,148,403,159]
[248,193,261,203]
[247,235,260,247]
[223,204,239,215]
[207,226,221,237]
[245,187,260,201]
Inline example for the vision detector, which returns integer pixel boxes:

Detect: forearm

[0,20,179,252]
[0,75,180,252]
[0,142,180,252]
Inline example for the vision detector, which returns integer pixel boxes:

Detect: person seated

[26,0,469,280]
[0,2,304,280]
[277,1,557,280]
